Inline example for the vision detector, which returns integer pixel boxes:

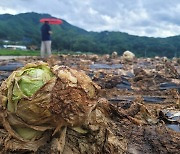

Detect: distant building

[3,45,27,50]
[3,40,10,43]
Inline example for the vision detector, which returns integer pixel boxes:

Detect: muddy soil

[0,55,179,153]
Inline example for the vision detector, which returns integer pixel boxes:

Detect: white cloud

[0,0,180,37]
[0,7,18,14]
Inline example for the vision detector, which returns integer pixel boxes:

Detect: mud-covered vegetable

[0,61,99,143]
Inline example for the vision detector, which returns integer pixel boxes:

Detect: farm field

[0,54,179,153]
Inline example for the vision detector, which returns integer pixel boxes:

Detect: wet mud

[0,55,179,153]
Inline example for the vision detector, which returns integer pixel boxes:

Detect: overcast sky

[0,0,180,38]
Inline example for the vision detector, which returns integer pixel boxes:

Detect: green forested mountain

[0,12,179,58]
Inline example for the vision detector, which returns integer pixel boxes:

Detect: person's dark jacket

[41,23,51,41]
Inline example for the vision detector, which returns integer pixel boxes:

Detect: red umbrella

[40,18,63,25]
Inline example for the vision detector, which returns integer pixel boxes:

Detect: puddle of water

[0,62,24,71]
[165,111,180,122]
[108,97,135,102]
[116,82,132,90]
[108,97,134,109]
[159,82,180,90]
[166,124,180,132]
[90,64,123,69]
[143,96,166,103]
[109,96,166,104]
[121,77,131,85]
[159,109,180,128]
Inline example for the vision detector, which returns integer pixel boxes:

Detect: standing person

[40,21,52,59]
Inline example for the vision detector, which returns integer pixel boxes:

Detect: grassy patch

[0,49,40,56]
[0,49,93,56]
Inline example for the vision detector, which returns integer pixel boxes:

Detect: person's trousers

[41,40,52,58]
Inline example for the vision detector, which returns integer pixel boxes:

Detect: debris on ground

[0,55,179,153]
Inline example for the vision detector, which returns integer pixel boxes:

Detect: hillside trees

[0,12,180,58]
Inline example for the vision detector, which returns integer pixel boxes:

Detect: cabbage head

[0,61,99,143]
